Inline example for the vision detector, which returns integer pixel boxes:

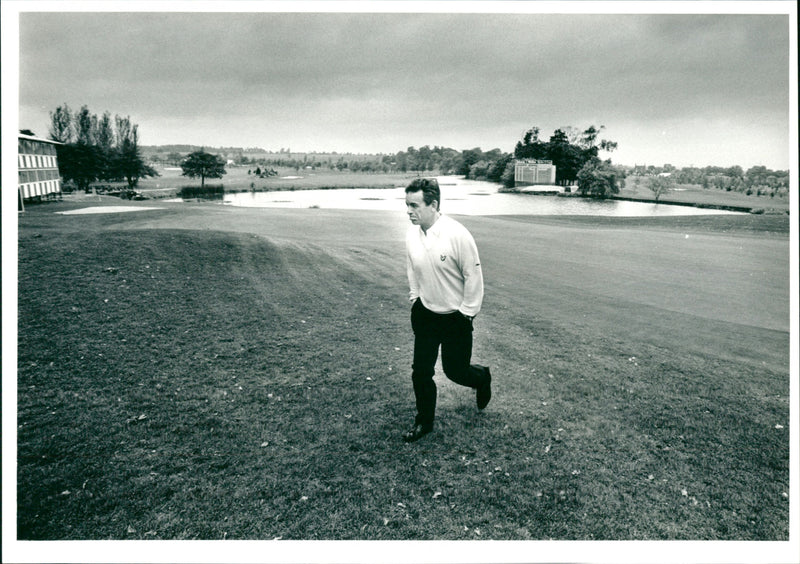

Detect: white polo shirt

[406,214,484,317]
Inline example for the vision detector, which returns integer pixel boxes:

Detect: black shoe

[402,423,433,443]
[477,367,492,410]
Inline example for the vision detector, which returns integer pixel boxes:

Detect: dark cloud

[16,10,792,167]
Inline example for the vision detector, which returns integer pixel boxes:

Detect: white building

[18,134,63,211]
[514,159,557,186]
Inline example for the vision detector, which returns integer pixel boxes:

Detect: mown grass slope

[15,205,790,541]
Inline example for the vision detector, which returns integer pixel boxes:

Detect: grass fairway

[118,166,419,198]
[616,181,790,215]
[14,200,791,543]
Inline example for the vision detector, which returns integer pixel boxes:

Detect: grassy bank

[15,205,790,542]
[90,167,419,199]
[616,180,790,214]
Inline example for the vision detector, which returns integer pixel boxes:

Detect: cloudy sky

[10,3,795,169]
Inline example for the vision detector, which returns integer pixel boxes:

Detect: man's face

[405,190,438,231]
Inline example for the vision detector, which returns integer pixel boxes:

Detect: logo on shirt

[440,254,447,262]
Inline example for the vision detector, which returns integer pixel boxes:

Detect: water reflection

[179,194,225,202]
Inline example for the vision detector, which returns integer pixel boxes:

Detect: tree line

[260,125,621,196]
[234,146,464,175]
[132,119,626,197]
[672,165,789,197]
[42,103,787,200]
[183,124,622,197]
[627,163,790,202]
[47,104,158,192]
[378,125,623,197]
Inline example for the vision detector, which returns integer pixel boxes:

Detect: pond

[178,176,745,217]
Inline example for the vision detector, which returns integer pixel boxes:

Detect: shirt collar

[423,214,444,237]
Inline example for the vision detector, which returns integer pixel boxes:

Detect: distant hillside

[140,145,268,156]
[140,145,387,164]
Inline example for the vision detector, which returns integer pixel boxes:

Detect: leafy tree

[417,145,433,170]
[181,150,227,188]
[648,175,675,202]
[579,125,618,157]
[514,125,618,186]
[49,104,157,191]
[487,154,513,183]
[166,152,183,166]
[578,125,603,158]
[76,106,96,145]
[548,129,584,185]
[458,148,484,176]
[95,112,116,180]
[115,146,158,189]
[514,127,549,160]
[745,165,770,187]
[50,104,96,190]
[405,146,419,171]
[49,104,75,143]
[57,142,103,192]
[113,117,158,188]
[725,165,744,179]
[500,160,516,188]
[576,158,623,198]
[96,112,115,150]
[560,126,583,145]
[558,144,586,185]
[469,160,491,179]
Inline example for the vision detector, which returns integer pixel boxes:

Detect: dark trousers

[410,299,489,427]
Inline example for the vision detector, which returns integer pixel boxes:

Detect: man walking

[402,178,492,443]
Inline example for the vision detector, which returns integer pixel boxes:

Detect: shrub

[501,161,516,189]
[179,184,224,198]
[576,159,623,198]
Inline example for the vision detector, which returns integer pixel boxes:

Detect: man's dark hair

[405,178,441,209]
